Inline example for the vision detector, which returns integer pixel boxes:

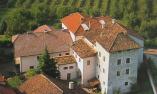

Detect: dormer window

[81,24,89,31]
[99,20,106,28]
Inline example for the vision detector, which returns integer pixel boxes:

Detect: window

[103,56,105,62]
[126,69,129,74]
[117,59,121,65]
[98,75,99,79]
[87,60,90,65]
[63,67,68,70]
[69,66,73,69]
[65,53,69,55]
[59,54,61,56]
[30,66,34,69]
[126,58,130,63]
[99,52,101,57]
[37,56,40,60]
[79,58,81,62]
[103,81,105,85]
[125,82,128,86]
[103,68,105,73]
[117,71,120,76]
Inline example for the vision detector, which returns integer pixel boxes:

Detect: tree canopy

[38,48,60,78]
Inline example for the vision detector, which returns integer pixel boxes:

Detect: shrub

[7,76,22,88]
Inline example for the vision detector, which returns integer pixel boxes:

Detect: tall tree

[0,18,7,34]
[38,48,60,78]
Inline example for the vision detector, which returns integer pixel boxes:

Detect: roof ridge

[40,74,63,93]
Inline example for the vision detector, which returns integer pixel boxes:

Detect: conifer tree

[38,48,60,78]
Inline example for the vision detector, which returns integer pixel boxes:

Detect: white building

[13,13,144,94]
[61,12,144,94]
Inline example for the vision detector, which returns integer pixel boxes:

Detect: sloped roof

[72,39,96,58]
[61,12,85,33]
[54,55,76,65]
[13,30,72,57]
[19,74,63,94]
[144,49,157,55]
[33,25,55,33]
[84,23,141,52]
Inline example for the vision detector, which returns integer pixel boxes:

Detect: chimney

[112,19,116,24]
[89,21,91,29]
[69,81,75,89]
[99,20,106,29]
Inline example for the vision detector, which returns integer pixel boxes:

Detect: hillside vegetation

[0,0,157,47]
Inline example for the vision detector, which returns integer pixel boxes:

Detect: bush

[25,69,37,78]
[7,76,22,88]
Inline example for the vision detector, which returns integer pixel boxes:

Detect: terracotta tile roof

[144,49,157,55]
[84,23,141,52]
[0,76,5,82]
[61,12,85,33]
[72,39,96,58]
[13,30,72,57]
[54,55,76,65]
[0,85,16,94]
[33,25,55,33]
[19,74,63,94]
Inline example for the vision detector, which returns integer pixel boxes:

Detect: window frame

[69,66,74,69]
[126,58,131,63]
[117,71,120,76]
[63,67,68,70]
[126,69,130,75]
[117,59,121,65]
[87,60,90,65]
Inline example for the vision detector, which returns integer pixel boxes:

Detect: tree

[5,8,32,35]
[0,18,7,34]
[38,48,60,78]
[7,76,22,88]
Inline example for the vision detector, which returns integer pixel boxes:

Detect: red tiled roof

[13,30,72,57]
[144,49,157,55]
[33,25,55,33]
[72,39,96,58]
[84,23,141,52]
[0,76,5,82]
[61,12,85,33]
[54,55,76,65]
[19,74,63,94]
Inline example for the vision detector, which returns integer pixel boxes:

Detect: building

[13,12,144,94]
[61,12,144,94]
[19,74,87,94]
[144,49,157,66]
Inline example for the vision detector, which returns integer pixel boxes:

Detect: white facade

[16,51,70,72]
[72,50,96,86]
[58,63,77,80]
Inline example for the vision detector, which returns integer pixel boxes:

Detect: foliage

[37,48,60,78]
[0,35,11,46]
[0,18,7,35]
[25,69,37,78]
[7,76,22,88]
[0,0,157,47]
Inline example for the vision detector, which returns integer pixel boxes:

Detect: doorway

[67,73,71,80]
